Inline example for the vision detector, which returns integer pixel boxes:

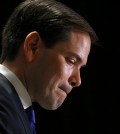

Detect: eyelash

[66,58,76,66]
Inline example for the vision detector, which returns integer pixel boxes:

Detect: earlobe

[23,31,42,62]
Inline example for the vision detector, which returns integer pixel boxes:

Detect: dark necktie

[25,106,36,134]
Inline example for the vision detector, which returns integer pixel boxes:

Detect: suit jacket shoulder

[0,74,32,134]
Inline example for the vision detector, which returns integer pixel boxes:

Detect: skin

[3,30,91,110]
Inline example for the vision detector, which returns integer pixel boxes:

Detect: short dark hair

[0,0,98,62]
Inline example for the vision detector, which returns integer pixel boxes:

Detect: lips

[59,85,72,94]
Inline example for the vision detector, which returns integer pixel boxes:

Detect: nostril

[71,82,76,87]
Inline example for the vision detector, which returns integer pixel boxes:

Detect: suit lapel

[0,74,33,134]
[11,87,33,134]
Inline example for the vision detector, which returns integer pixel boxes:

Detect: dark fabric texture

[0,73,33,134]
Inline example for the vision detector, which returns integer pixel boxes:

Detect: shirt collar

[0,64,32,109]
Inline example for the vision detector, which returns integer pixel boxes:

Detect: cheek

[43,55,72,82]
[56,63,72,82]
[54,57,73,80]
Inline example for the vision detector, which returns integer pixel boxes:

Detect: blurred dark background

[0,0,119,134]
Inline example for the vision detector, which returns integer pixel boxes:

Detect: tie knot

[25,106,36,134]
[25,106,36,124]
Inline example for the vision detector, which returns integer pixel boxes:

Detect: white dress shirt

[0,64,32,109]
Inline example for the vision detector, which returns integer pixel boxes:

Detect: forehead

[53,31,91,64]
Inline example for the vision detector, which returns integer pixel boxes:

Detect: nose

[68,69,81,87]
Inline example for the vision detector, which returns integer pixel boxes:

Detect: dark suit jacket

[0,73,33,134]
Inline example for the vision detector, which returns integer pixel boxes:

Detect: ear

[23,31,43,62]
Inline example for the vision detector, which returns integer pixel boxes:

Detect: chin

[42,98,66,110]
[40,103,60,110]
[37,100,60,110]
[37,90,67,110]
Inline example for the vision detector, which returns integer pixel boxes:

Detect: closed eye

[65,57,76,66]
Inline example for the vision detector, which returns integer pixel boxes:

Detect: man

[0,0,98,133]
